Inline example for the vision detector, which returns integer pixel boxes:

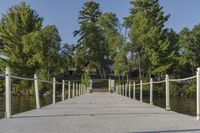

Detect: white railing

[1,67,87,118]
[114,67,200,120]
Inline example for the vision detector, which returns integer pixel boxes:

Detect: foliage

[113,45,129,78]
[0,2,43,75]
[178,25,200,75]
[0,2,66,94]
[81,71,90,87]
[97,12,126,77]
[74,1,107,78]
[125,0,178,78]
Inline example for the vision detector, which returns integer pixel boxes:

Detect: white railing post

[197,68,200,120]
[109,77,111,92]
[129,82,131,98]
[72,83,75,98]
[140,80,143,102]
[84,85,86,94]
[121,84,123,95]
[62,80,65,101]
[5,67,11,118]
[68,81,71,99]
[75,83,77,96]
[34,74,40,109]
[53,77,56,104]
[125,83,127,97]
[119,84,122,95]
[133,81,135,99]
[80,84,81,95]
[119,84,121,95]
[81,84,84,95]
[81,84,83,95]
[119,84,120,95]
[75,83,76,96]
[121,84,122,95]
[76,83,78,96]
[76,83,77,96]
[150,78,153,105]
[165,75,170,111]
[78,83,79,96]
[79,83,81,96]
[122,84,124,96]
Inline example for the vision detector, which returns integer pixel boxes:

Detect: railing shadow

[42,106,159,110]
[128,128,200,133]
[12,112,175,119]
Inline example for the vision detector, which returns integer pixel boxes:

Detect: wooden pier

[0,92,200,133]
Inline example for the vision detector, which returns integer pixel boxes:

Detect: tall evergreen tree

[125,0,177,78]
[22,25,61,80]
[74,1,107,78]
[0,2,62,93]
[97,12,125,76]
[178,25,200,75]
[0,2,43,75]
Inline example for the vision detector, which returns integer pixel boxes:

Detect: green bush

[81,71,90,88]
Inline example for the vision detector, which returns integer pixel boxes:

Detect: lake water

[0,93,197,119]
[0,96,62,119]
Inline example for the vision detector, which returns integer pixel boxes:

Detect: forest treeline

[0,0,199,96]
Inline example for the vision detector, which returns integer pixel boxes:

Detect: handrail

[0,73,79,86]
[170,75,196,82]
[38,79,53,84]
[7,75,75,85]
[135,83,140,86]
[142,82,150,85]
[11,75,34,81]
[153,80,165,84]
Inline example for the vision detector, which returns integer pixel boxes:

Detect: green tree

[60,43,75,75]
[125,0,177,78]
[74,1,107,78]
[97,12,125,77]
[22,25,61,80]
[0,2,63,94]
[0,2,43,75]
[113,45,129,79]
[178,25,200,75]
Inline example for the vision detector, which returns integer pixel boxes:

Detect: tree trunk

[97,66,104,79]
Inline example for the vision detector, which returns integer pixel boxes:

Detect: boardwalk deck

[0,92,200,133]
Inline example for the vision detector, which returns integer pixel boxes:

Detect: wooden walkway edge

[0,92,200,133]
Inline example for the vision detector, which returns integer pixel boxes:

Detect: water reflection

[0,96,57,119]
[0,94,197,119]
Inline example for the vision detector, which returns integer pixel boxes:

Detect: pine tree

[0,2,62,94]
[0,2,43,75]
[74,1,107,78]
[125,0,177,77]
[97,12,125,77]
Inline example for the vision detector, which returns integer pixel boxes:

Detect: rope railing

[11,75,34,81]
[135,83,140,86]
[142,82,150,85]
[153,80,165,84]
[169,75,196,82]
[2,67,88,119]
[113,68,200,121]
[38,79,53,84]
[8,75,79,86]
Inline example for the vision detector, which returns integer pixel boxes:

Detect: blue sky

[1,0,200,44]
